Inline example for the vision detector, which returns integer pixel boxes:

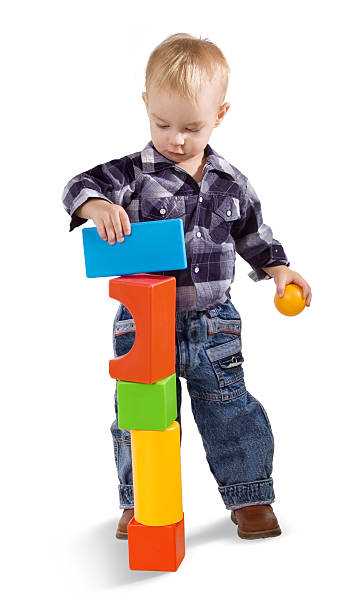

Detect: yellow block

[131,421,183,526]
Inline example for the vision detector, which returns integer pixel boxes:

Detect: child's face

[142,79,230,166]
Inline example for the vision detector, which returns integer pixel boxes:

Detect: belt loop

[196,309,210,317]
[206,305,220,318]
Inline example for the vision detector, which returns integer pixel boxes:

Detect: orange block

[109,274,176,384]
[128,515,185,572]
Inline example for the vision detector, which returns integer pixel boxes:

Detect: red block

[128,515,185,572]
[109,274,176,384]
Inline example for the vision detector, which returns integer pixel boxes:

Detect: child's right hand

[76,198,131,244]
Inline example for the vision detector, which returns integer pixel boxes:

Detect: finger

[276,280,286,298]
[96,221,107,241]
[104,217,116,245]
[119,208,131,236]
[302,283,311,301]
[294,279,309,300]
[112,210,124,242]
[306,289,312,307]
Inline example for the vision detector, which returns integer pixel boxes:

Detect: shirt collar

[140,140,238,180]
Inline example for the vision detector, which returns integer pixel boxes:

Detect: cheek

[151,128,164,144]
[192,133,208,148]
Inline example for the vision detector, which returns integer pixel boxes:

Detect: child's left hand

[263,265,312,307]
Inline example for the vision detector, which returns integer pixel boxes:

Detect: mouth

[168,151,184,156]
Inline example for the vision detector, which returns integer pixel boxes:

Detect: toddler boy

[62,33,312,540]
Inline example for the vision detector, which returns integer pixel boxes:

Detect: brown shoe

[231,505,281,539]
[115,508,134,540]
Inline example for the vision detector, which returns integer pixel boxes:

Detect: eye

[156,124,200,132]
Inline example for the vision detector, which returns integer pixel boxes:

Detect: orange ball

[274,283,306,316]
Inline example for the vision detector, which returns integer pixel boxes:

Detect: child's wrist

[262,265,288,279]
[76,198,105,219]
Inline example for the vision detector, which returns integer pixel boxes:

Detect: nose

[170,132,185,146]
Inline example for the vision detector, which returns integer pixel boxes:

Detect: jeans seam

[227,500,274,510]
[189,387,247,402]
[218,478,273,491]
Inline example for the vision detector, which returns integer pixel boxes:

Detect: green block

[117,373,177,431]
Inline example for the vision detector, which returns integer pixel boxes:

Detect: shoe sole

[236,526,282,539]
[231,511,282,539]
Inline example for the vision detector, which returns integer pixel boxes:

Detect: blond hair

[144,33,230,106]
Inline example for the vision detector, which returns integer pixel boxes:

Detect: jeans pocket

[205,337,244,389]
[206,299,242,337]
[207,316,241,337]
[113,306,136,358]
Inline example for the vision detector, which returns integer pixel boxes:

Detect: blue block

[82,219,187,278]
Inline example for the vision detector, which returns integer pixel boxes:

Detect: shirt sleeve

[62,156,133,232]
[231,178,290,281]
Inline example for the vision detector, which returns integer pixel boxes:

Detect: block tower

[82,219,187,572]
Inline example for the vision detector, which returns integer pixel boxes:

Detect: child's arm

[62,157,132,243]
[231,178,312,306]
[231,178,289,280]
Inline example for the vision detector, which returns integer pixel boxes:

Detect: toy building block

[82,212,186,571]
[117,374,177,431]
[82,219,187,278]
[128,515,185,572]
[109,274,176,384]
[131,421,183,526]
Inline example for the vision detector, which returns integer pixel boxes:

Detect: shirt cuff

[247,244,290,282]
[68,189,113,232]
[248,261,290,282]
[69,213,88,232]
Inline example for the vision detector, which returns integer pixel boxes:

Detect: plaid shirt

[62,140,290,311]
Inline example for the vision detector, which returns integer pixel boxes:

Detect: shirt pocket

[209,195,241,244]
[140,196,186,221]
[205,337,244,389]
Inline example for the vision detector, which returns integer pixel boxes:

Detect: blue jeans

[110,298,275,510]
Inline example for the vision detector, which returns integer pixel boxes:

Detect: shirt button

[160,208,166,215]
[226,209,232,217]
[199,196,203,202]
[196,231,201,238]
[194,266,200,273]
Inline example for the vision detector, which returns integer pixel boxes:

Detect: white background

[2,1,360,609]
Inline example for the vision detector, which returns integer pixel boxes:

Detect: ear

[215,102,231,127]
[142,91,148,107]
